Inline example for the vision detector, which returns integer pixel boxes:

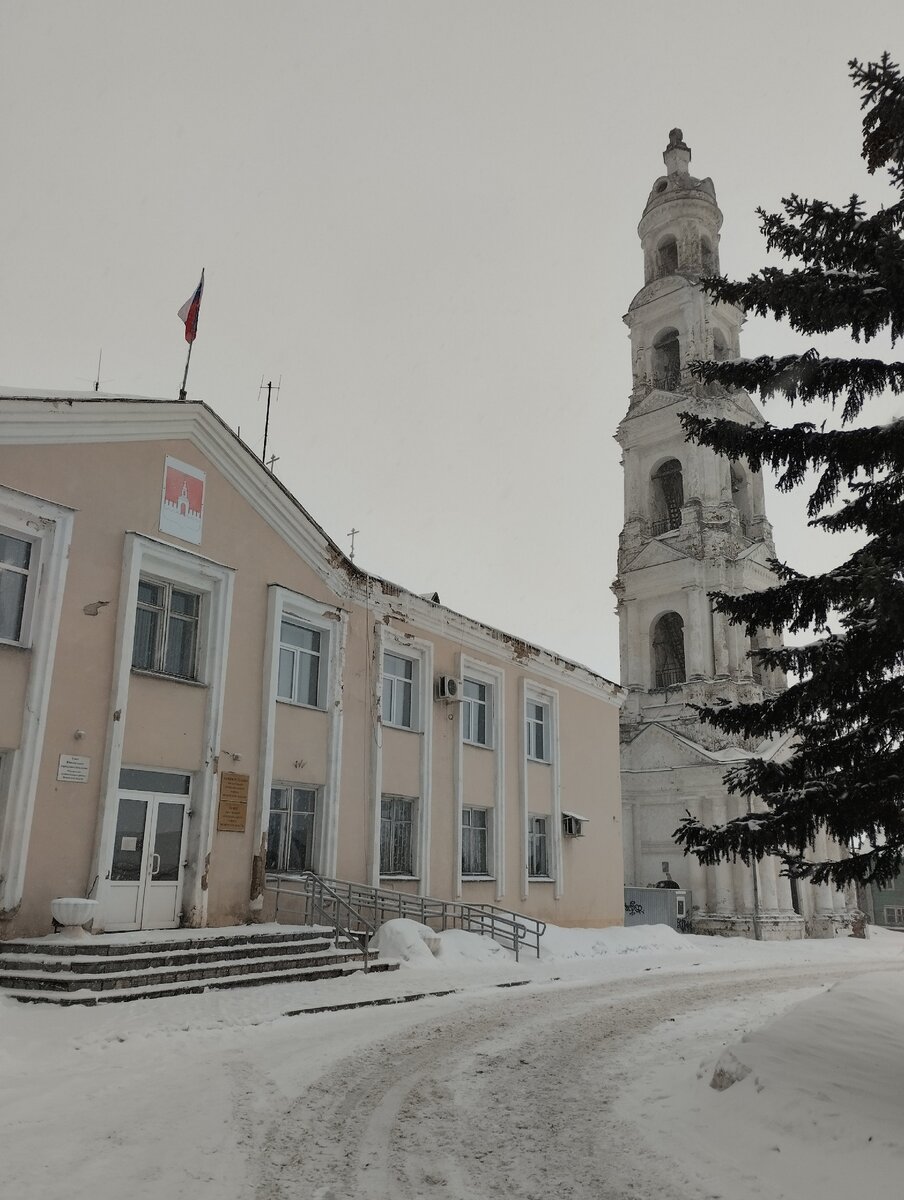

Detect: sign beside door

[217,772,249,832]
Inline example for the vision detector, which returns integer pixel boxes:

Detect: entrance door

[106,789,189,930]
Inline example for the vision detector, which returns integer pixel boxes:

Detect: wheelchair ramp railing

[265,872,546,961]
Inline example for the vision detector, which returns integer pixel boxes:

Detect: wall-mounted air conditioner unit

[435,675,463,702]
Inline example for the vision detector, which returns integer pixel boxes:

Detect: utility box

[624,886,692,932]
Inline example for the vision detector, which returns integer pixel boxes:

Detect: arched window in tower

[730,461,752,533]
[652,613,686,688]
[652,328,681,390]
[700,236,715,275]
[650,458,684,535]
[657,236,678,278]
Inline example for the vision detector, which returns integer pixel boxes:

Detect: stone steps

[0,926,397,1005]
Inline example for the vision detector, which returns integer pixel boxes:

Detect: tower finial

[663,128,691,177]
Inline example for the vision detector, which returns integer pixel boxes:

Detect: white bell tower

[615,128,783,741]
[615,132,852,939]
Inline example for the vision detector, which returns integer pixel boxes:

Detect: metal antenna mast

[259,376,281,464]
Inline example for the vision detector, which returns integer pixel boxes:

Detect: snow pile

[368,918,441,965]
[540,921,693,960]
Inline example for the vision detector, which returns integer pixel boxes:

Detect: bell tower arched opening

[652,328,680,391]
[652,612,686,688]
[650,458,684,535]
[657,235,678,278]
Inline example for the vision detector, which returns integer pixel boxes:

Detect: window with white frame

[528,815,550,877]
[461,806,489,876]
[0,530,34,644]
[132,576,202,680]
[526,700,550,762]
[266,785,317,873]
[883,905,904,927]
[380,794,416,875]
[277,618,324,707]
[462,678,491,747]
[382,652,416,729]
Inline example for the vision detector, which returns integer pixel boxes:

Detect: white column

[813,832,836,915]
[633,804,644,887]
[683,585,705,679]
[775,870,795,915]
[737,858,755,913]
[687,849,708,915]
[712,608,730,677]
[758,856,780,912]
[711,798,735,914]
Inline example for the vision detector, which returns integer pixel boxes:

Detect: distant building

[859,875,904,932]
[0,391,624,938]
[614,133,856,938]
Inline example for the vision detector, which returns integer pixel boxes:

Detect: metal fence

[265,871,546,961]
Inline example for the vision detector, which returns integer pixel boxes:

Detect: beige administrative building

[0,391,624,939]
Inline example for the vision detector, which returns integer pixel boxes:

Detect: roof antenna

[94,349,103,392]
[258,375,281,464]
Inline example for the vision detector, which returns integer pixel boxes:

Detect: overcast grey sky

[2,2,900,681]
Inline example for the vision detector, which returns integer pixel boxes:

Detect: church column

[712,606,730,677]
[711,797,735,914]
[687,849,708,915]
[775,870,795,914]
[758,856,780,912]
[683,585,706,678]
[813,832,836,915]
[632,803,644,886]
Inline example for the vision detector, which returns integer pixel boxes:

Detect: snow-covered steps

[0,925,398,1004]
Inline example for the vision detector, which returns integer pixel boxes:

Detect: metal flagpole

[179,341,193,402]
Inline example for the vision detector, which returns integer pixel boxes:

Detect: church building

[615,132,855,939]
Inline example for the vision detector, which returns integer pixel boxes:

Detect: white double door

[106,789,189,930]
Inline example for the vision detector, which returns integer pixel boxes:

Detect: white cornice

[0,397,625,708]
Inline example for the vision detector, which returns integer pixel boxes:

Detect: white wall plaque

[159,456,205,545]
[57,755,90,783]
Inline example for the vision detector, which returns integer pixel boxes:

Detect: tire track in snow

[252,963,883,1200]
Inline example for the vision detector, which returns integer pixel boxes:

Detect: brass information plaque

[217,772,250,833]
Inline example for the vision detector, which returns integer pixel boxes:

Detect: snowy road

[249,962,883,1200]
[3,928,901,1200]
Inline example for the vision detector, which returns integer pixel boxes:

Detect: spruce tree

[674,54,904,889]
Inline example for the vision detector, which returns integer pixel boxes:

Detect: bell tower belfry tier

[614,129,786,742]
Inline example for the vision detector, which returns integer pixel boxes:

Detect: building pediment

[622,720,754,771]
[622,537,693,571]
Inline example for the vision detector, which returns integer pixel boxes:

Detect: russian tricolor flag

[177,270,205,343]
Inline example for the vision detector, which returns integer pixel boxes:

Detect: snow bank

[368,918,442,965]
[700,969,904,1192]
[540,922,693,960]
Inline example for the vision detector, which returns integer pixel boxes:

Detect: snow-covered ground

[1,921,901,1199]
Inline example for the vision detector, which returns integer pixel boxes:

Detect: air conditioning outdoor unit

[435,675,463,702]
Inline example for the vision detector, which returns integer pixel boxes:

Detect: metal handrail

[265,871,377,971]
[264,872,547,961]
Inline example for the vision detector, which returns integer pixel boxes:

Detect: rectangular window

[382,652,416,729]
[277,618,323,707]
[461,807,489,876]
[132,577,201,680]
[883,905,904,927]
[462,679,490,747]
[526,701,549,762]
[0,530,33,643]
[380,795,415,876]
[266,785,317,873]
[528,815,549,877]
